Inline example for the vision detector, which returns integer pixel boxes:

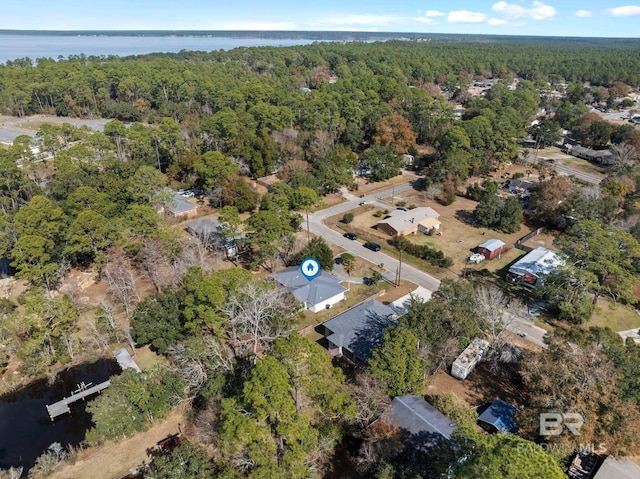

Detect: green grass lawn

[587,298,640,332]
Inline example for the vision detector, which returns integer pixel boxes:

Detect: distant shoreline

[0,30,638,43]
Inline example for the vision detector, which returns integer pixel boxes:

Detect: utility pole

[395,247,403,287]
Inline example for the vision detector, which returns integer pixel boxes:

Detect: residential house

[163,192,197,219]
[477,400,519,434]
[185,217,238,258]
[507,179,535,197]
[322,299,396,363]
[564,144,613,165]
[506,247,563,288]
[377,395,458,451]
[476,239,505,260]
[377,207,440,237]
[451,338,490,380]
[273,266,347,313]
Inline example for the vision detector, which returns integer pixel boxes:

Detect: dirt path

[48,408,185,479]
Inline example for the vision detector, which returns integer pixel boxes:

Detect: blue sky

[3,1,640,37]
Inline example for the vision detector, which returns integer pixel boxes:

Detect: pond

[0,358,121,472]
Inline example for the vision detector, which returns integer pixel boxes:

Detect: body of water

[0,34,320,64]
[0,359,121,472]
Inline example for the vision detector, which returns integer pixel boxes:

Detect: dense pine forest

[1,37,640,479]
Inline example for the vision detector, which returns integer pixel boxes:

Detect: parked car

[396,207,407,211]
[181,190,195,198]
[468,253,485,264]
[343,232,357,240]
[363,241,381,252]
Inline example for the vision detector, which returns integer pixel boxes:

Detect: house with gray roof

[322,299,396,363]
[185,217,239,258]
[379,395,458,451]
[273,266,347,313]
[164,192,197,219]
[506,247,563,288]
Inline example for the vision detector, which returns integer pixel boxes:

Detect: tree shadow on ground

[454,209,476,226]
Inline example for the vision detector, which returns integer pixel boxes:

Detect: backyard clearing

[47,408,185,479]
[425,362,524,408]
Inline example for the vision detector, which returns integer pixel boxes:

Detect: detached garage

[476,239,505,260]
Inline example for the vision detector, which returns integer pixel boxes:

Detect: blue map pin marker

[300,257,321,281]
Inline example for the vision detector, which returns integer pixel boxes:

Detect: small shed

[476,239,505,260]
[478,400,519,434]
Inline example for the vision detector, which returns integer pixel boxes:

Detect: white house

[273,266,347,313]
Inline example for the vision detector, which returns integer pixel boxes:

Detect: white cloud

[492,1,557,20]
[415,17,438,24]
[574,9,593,17]
[425,10,445,17]
[607,5,640,16]
[487,18,509,25]
[448,10,488,23]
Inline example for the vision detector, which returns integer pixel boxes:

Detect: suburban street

[522,150,606,185]
[505,318,548,348]
[305,173,553,349]
[304,173,441,293]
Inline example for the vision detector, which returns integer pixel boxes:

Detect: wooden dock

[46,380,111,420]
[45,349,140,420]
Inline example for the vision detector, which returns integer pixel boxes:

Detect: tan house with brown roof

[377,207,440,237]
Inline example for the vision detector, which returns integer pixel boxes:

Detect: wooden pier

[45,348,141,420]
[46,380,111,420]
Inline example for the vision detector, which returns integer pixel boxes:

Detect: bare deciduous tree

[225,282,297,360]
[103,249,139,318]
[475,285,521,371]
[352,372,391,427]
[610,143,638,169]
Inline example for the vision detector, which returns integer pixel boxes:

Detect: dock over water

[46,380,111,419]
[45,348,141,420]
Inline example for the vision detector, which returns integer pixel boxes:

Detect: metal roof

[477,238,505,252]
[508,247,563,279]
[478,400,519,434]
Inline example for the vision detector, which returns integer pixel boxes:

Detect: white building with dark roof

[273,266,347,313]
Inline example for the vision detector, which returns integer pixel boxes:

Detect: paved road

[304,173,441,293]
[522,151,605,185]
[505,318,548,348]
